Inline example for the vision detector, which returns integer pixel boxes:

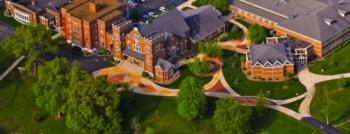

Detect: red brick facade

[60,0,124,51]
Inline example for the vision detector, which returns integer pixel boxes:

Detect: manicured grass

[222,50,306,100]
[283,99,303,112]
[309,40,350,75]
[0,72,76,134]
[159,65,212,89]
[120,93,321,134]
[311,78,350,134]
[0,10,21,28]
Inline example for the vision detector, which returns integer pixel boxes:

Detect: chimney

[31,0,36,7]
[89,2,98,13]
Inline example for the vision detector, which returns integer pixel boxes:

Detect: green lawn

[222,50,306,100]
[120,93,321,134]
[283,99,303,112]
[0,72,76,134]
[311,78,350,134]
[0,10,21,28]
[159,65,212,89]
[309,40,350,75]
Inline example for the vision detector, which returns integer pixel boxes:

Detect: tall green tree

[188,59,211,75]
[32,58,74,118]
[0,25,57,73]
[177,76,207,121]
[198,41,223,58]
[65,76,122,134]
[214,98,253,134]
[248,24,267,43]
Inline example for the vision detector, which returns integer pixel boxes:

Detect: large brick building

[231,0,350,57]
[60,0,125,51]
[112,6,226,81]
[245,43,294,80]
[4,0,69,29]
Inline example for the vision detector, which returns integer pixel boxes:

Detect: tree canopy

[0,25,57,71]
[177,76,207,121]
[194,0,228,13]
[33,58,78,117]
[214,98,253,134]
[65,75,122,134]
[248,24,268,44]
[188,58,211,75]
[198,41,223,58]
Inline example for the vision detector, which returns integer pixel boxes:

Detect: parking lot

[0,22,15,41]
[129,0,186,17]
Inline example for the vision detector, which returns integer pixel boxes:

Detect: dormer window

[324,17,336,26]
[338,9,350,17]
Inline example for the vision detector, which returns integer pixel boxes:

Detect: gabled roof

[232,0,350,43]
[139,10,190,38]
[63,0,123,22]
[183,5,226,42]
[248,43,294,66]
[155,58,175,71]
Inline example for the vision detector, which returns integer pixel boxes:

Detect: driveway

[0,21,15,40]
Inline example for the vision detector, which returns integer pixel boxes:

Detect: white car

[148,12,158,17]
[159,6,166,12]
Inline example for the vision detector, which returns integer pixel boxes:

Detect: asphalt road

[302,117,343,134]
[0,21,15,40]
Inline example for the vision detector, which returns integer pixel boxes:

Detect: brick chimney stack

[89,2,98,13]
[31,0,36,7]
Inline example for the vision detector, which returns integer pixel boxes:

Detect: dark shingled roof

[123,48,144,61]
[183,5,226,43]
[156,58,175,71]
[139,10,190,38]
[232,0,350,43]
[248,43,294,65]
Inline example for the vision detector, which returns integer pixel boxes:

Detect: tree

[144,127,155,134]
[32,58,73,118]
[255,91,267,117]
[177,76,207,121]
[65,76,122,134]
[188,58,211,75]
[320,87,331,125]
[198,41,223,58]
[248,24,267,44]
[130,10,141,22]
[0,25,57,73]
[194,0,228,13]
[214,98,253,134]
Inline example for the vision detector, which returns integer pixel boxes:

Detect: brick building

[4,0,69,29]
[245,43,294,80]
[112,6,226,81]
[231,0,350,57]
[60,0,125,51]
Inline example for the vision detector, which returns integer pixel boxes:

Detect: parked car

[148,12,158,17]
[159,6,166,12]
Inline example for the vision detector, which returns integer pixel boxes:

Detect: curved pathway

[298,67,350,117]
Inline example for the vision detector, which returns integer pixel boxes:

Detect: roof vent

[289,14,297,19]
[338,9,350,17]
[274,2,280,6]
[304,11,309,15]
[338,0,346,5]
[324,17,336,26]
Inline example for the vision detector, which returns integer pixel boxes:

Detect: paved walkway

[176,0,197,10]
[0,56,25,81]
[298,67,350,117]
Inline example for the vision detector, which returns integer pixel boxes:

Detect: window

[156,44,161,51]
[134,35,139,41]
[146,46,150,53]
[134,43,141,52]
